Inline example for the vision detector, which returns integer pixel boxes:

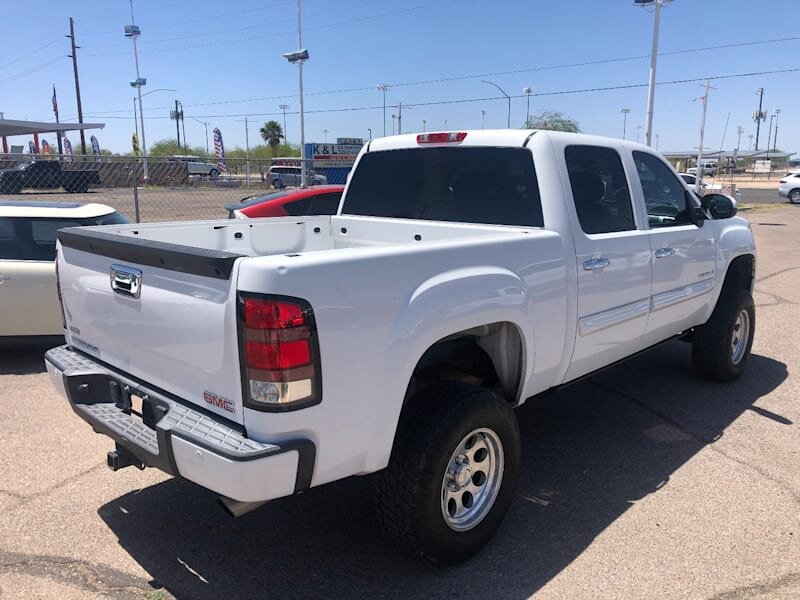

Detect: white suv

[778,172,800,203]
[0,201,128,342]
[267,166,327,188]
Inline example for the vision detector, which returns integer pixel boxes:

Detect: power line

[0,36,64,70]
[0,55,65,87]
[72,67,798,122]
[74,35,800,116]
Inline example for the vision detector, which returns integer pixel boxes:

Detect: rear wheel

[272,178,284,189]
[374,381,520,565]
[209,168,219,179]
[692,288,755,382]
[790,189,800,204]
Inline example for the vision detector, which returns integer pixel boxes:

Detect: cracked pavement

[0,205,798,599]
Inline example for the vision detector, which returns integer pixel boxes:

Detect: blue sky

[1,0,797,155]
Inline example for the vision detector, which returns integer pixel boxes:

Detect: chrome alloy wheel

[441,427,504,532]
[731,309,751,365]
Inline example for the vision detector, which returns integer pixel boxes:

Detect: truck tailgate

[57,227,246,425]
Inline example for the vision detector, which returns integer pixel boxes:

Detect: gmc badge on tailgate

[110,264,142,299]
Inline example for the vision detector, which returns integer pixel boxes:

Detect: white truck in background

[46,130,756,564]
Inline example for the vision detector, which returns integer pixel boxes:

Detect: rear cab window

[342,147,543,227]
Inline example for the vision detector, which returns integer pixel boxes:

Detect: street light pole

[773,108,781,152]
[753,88,765,150]
[621,108,631,140]
[282,2,309,186]
[126,0,148,180]
[481,110,486,129]
[188,116,209,159]
[640,0,671,147]
[694,79,714,194]
[481,80,510,128]
[377,84,390,136]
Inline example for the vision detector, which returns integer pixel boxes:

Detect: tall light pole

[132,87,175,167]
[323,129,328,143]
[523,86,533,127]
[377,83,390,136]
[636,124,642,143]
[481,80,510,128]
[283,1,309,186]
[481,110,486,129]
[655,133,660,150]
[772,108,781,152]
[125,0,148,179]
[367,128,372,140]
[694,79,714,194]
[636,0,672,147]
[748,134,754,151]
[391,114,396,135]
[279,104,289,145]
[421,119,426,132]
[189,116,209,159]
[766,112,777,158]
[621,108,631,140]
[753,88,766,150]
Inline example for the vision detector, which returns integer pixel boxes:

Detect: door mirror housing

[701,193,738,219]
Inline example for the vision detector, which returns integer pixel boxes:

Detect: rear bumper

[45,345,315,503]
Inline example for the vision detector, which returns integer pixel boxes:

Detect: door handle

[655,247,676,259]
[583,257,610,271]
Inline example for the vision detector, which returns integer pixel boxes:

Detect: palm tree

[260,121,284,156]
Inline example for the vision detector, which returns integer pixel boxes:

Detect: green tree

[147,138,207,157]
[524,110,581,133]
[259,121,284,156]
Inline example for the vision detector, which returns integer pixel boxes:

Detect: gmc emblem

[203,391,235,414]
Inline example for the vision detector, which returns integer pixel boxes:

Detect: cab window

[633,151,694,227]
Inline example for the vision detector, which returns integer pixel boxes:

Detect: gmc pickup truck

[45,130,756,564]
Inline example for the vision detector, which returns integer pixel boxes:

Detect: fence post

[132,156,141,223]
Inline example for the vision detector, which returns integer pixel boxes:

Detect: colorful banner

[213,127,226,173]
[41,140,51,155]
[132,133,141,157]
[28,140,36,155]
[63,137,74,163]
[90,135,101,162]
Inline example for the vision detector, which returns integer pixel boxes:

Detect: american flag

[52,85,59,119]
[213,127,227,173]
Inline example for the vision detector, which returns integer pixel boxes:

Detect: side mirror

[701,193,738,219]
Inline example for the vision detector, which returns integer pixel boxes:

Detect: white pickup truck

[45,130,756,564]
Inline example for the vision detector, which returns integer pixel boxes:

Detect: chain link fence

[0,155,303,223]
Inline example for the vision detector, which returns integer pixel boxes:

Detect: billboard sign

[310,143,362,168]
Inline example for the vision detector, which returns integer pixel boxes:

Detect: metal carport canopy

[0,118,104,137]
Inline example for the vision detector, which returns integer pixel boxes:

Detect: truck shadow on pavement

[98,342,787,600]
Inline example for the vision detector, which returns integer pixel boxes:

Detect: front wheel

[692,288,755,382]
[272,178,284,189]
[374,381,520,565]
[209,168,219,179]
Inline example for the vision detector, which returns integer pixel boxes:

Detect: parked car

[266,166,327,188]
[224,185,345,219]
[0,201,128,342]
[686,161,718,176]
[0,161,101,194]
[678,173,741,203]
[778,172,800,203]
[46,130,753,564]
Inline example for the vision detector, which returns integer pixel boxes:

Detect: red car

[225,185,345,219]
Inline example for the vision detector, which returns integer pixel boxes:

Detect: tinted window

[0,212,128,261]
[565,145,635,234]
[342,147,543,227]
[308,193,342,215]
[633,151,693,227]
[284,197,311,216]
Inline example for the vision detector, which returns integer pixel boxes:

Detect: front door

[630,151,717,347]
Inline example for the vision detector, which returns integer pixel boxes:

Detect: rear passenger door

[562,144,653,381]
[630,151,717,346]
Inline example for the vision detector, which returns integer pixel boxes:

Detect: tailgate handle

[110,264,142,298]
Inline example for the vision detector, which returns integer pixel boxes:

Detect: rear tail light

[416,132,467,144]
[238,294,321,411]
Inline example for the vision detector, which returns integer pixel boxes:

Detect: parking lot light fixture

[481,80,510,128]
[523,86,533,126]
[635,0,672,147]
[283,0,308,186]
[377,84,391,136]
[620,108,632,140]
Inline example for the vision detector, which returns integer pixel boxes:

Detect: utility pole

[753,88,765,150]
[279,104,289,145]
[773,108,781,152]
[397,101,403,135]
[67,17,86,155]
[377,84,390,136]
[694,79,715,194]
[173,100,181,145]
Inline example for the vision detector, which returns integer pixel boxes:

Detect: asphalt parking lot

[1,204,798,599]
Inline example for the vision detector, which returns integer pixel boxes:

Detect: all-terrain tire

[374,381,520,565]
[692,288,755,382]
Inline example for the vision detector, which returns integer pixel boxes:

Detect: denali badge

[110,264,142,298]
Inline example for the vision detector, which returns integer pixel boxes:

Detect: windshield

[342,147,543,227]
[0,212,129,261]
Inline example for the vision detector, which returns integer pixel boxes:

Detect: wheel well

[405,322,523,406]
[722,254,755,295]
